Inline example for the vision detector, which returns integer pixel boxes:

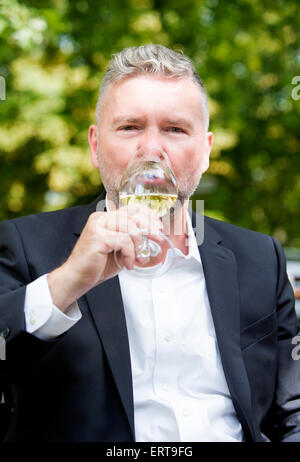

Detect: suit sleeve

[0,219,31,342]
[268,237,300,442]
[0,219,58,386]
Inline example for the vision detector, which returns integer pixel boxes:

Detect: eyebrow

[164,118,194,130]
[112,116,194,130]
[112,117,144,127]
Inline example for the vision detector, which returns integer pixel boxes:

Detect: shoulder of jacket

[203,215,274,245]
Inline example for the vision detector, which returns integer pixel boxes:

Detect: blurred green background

[0,0,299,248]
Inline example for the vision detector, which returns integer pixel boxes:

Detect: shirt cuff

[24,274,82,341]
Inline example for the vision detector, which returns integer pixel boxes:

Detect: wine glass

[114,149,178,278]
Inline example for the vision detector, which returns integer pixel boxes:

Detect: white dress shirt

[25,272,81,341]
[24,202,244,442]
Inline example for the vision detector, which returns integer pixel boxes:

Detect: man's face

[89,74,213,206]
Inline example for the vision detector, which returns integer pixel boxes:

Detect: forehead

[99,74,205,123]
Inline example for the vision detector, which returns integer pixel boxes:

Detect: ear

[200,131,213,174]
[89,124,100,168]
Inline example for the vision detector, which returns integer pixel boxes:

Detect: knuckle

[96,213,106,227]
[89,211,102,221]
[121,233,131,245]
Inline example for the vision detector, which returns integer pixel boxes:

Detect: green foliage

[0,0,299,246]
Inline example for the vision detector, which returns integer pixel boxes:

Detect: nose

[136,127,168,163]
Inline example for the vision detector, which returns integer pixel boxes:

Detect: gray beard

[102,182,119,207]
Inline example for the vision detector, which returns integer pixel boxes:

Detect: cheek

[99,137,132,170]
[169,146,201,177]
[104,151,130,178]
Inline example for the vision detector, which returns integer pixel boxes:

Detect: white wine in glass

[119,193,178,218]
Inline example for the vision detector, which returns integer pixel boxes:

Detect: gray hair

[95,44,209,131]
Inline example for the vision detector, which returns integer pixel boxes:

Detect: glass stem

[138,234,151,258]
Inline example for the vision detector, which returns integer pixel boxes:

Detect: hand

[47,205,163,312]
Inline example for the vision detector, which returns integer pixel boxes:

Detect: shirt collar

[177,211,202,265]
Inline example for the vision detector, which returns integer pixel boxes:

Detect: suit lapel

[198,217,257,441]
[70,193,135,440]
[84,277,135,440]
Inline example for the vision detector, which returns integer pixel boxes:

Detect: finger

[126,203,163,226]
[111,206,163,235]
[98,208,163,238]
[99,214,140,234]
[100,230,136,270]
[96,215,144,254]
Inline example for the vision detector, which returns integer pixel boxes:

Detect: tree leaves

[0,0,299,246]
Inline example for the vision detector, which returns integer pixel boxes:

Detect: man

[0,44,299,442]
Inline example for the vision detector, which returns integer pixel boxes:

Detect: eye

[119,125,139,131]
[166,127,185,133]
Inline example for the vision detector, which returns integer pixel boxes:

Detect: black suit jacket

[0,195,299,442]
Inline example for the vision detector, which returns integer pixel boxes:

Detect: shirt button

[183,409,190,417]
[162,384,169,391]
[29,314,37,325]
[164,334,172,342]
[0,327,10,339]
